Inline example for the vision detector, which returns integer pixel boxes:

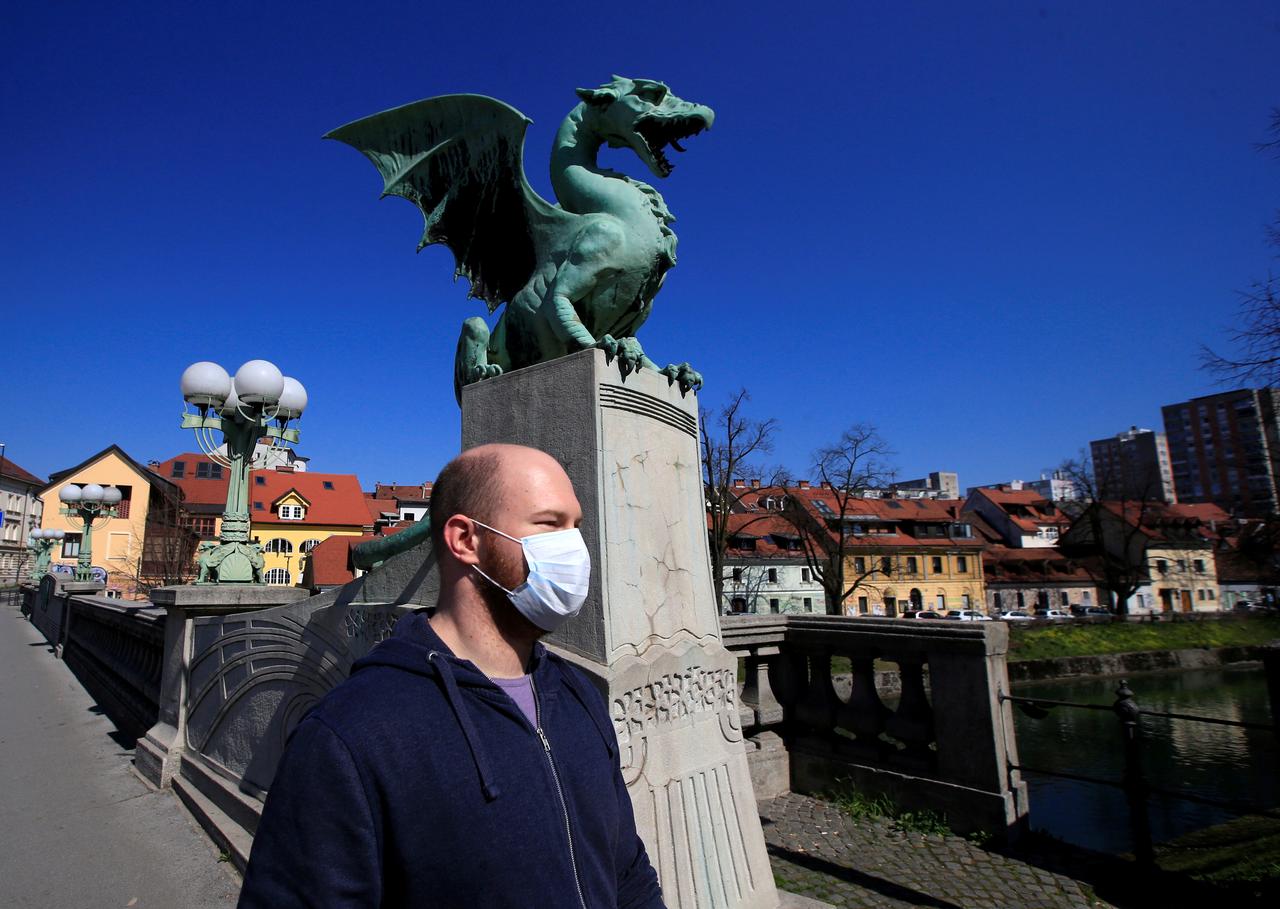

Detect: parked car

[999,610,1032,621]
[1034,608,1072,621]
[1081,606,1112,617]
[902,610,943,620]
[944,609,992,622]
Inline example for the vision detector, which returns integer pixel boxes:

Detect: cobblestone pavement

[761,793,1113,909]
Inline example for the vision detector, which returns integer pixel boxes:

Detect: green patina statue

[327,76,714,404]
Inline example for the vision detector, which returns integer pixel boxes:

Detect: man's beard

[474,542,539,635]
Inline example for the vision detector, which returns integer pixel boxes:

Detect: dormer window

[280,504,305,520]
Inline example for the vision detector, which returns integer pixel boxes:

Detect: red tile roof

[0,455,45,487]
[374,482,434,503]
[304,523,414,587]
[251,471,371,527]
[366,497,400,522]
[153,453,230,506]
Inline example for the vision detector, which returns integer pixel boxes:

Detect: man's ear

[441,514,482,566]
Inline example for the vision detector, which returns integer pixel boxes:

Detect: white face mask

[469,519,591,632]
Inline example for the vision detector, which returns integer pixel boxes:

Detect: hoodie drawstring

[428,651,501,801]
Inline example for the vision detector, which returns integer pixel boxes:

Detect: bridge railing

[18,580,164,737]
[722,613,1029,838]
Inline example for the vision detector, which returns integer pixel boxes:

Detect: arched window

[265,568,292,586]
[909,588,923,608]
[300,539,322,553]
[264,538,294,554]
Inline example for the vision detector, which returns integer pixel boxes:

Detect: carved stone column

[462,349,779,909]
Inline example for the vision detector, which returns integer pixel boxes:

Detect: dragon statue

[326,76,714,404]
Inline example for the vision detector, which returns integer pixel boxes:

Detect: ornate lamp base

[197,541,265,585]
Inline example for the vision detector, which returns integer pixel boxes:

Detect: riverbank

[1008,644,1266,684]
[1007,614,1280,662]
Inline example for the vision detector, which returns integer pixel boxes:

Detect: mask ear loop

[473,563,517,596]
[468,518,525,596]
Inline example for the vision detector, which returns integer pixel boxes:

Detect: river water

[1010,665,1279,854]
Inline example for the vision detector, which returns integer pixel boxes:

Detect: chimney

[733,478,745,488]
[147,459,160,469]
[750,479,761,489]
[821,481,831,490]
[798,480,809,489]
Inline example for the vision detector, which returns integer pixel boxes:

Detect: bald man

[238,445,665,908]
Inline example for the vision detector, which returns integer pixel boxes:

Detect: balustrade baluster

[835,653,890,759]
[740,646,784,729]
[794,650,839,745]
[885,656,935,767]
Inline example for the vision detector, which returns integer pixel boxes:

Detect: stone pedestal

[461,349,779,909]
[135,585,310,789]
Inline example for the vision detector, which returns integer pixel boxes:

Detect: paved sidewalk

[0,606,241,908]
[761,793,1111,909]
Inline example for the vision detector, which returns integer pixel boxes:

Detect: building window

[769,599,780,614]
[936,593,946,610]
[880,557,892,575]
[62,534,82,558]
[264,568,291,586]
[1197,589,1206,601]
[322,481,334,490]
[171,461,186,478]
[196,462,224,480]
[993,592,1003,610]
[254,501,264,511]
[905,557,918,574]
[1156,560,1168,574]
[853,557,866,574]
[279,504,305,520]
[1083,591,1092,605]
[732,568,743,582]
[956,555,968,573]
[805,597,815,612]
[1176,560,1187,572]
[264,538,294,554]
[857,596,868,613]
[186,515,217,537]
[300,539,322,553]
[767,568,778,583]
[1061,591,1069,606]
[801,568,811,583]
[1208,589,1216,600]
[255,475,266,486]
[962,594,971,609]
[931,556,943,574]
[1193,559,1205,573]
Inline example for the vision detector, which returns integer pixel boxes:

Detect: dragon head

[576,76,714,179]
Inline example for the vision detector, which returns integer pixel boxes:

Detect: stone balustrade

[723,614,1028,838]
[20,579,165,736]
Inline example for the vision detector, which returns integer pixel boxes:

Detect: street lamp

[26,528,66,581]
[58,483,122,582]
[180,359,307,584]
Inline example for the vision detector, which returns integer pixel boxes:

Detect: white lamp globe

[80,483,105,504]
[31,529,46,540]
[180,361,233,407]
[277,377,308,420]
[51,529,65,540]
[219,387,244,417]
[233,360,285,406]
[101,486,123,505]
[59,485,83,504]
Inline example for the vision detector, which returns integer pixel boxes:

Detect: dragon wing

[325,94,569,311]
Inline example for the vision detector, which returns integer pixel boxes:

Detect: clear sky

[4,2,1279,491]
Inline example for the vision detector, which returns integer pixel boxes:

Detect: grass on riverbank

[828,783,952,837]
[1006,615,1280,663]
[1155,811,1280,884]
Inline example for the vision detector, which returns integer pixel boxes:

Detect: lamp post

[26,528,66,581]
[58,483,122,582]
[180,359,307,584]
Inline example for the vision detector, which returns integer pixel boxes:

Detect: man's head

[430,444,584,630]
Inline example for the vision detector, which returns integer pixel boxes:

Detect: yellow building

[248,470,371,586]
[39,445,191,598]
[1146,544,1221,613]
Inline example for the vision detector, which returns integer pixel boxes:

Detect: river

[1010,664,1279,854]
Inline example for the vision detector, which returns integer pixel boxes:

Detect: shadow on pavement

[767,843,962,909]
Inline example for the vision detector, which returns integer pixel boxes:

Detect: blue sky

[3,2,1279,491]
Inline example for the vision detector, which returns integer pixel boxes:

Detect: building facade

[40,445,192,597]
[1,453,45,582]
[249,471,372,586]
[1089,426,1176,503]
[1161,388,1280,516]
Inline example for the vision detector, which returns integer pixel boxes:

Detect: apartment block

[1089,426,1176,503]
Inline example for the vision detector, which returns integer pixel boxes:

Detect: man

[238,444,664,908]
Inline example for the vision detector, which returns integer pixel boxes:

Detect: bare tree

[782,425,895,614]
[120,482,200,596]
[701,389,780,607]
[1202,108,1280,385]
[1057,453,1163,615]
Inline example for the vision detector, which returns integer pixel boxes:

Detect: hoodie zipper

[530,676,589,909]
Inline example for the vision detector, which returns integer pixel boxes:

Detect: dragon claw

[595,334,620,364]
[615,337,645,379]
[661,363,702,396]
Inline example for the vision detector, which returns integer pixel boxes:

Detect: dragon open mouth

[636,114,709,177]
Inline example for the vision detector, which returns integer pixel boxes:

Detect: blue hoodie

[238,611,664,908]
